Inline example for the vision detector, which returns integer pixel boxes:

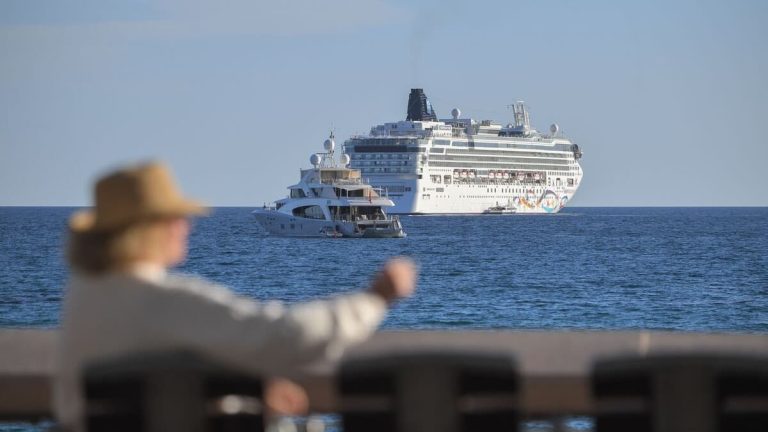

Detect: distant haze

[1,0,766,206]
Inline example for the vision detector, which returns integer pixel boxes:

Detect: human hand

[264,378,309,417]
[370,257,417,304]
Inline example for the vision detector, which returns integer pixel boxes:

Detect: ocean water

[1,206,767,331]
[1,207,767,431]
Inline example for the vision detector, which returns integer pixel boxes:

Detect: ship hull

[252,210,339,237]
[252,210,406,238]
[368,177,580,214]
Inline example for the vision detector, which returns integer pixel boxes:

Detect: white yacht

[343,89,584,214]
[252,134,406,238]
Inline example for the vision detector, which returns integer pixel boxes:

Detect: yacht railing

[322,178,364,186]
[331,214,390,223]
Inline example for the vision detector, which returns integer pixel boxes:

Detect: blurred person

[55,162,416,431]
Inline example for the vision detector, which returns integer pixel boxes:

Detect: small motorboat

[483,205,517,215]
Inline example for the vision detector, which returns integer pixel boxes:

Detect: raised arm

[153,258,417,376]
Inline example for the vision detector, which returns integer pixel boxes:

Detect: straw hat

[69,162,208,233]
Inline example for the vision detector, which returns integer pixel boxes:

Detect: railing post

[339,351,518,432]
[593,355,768,432]
[83,351,264,432]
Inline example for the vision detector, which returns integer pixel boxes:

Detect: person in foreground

[55,162,416,431]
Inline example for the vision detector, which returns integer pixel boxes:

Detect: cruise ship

[343,89,584,214]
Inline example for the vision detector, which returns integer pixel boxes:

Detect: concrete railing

[0,329,57,421]
[1,329,767,422]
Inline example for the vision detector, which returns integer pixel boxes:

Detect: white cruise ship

[343,89,584,214]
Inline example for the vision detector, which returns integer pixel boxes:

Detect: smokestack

[406,88,437,121]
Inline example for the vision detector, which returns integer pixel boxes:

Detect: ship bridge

[300,167,362,185]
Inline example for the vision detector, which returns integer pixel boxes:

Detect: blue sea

[1,207,767,431]
[1,206,767,331]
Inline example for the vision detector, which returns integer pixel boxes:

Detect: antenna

[317,131,342,168]
[323,131,336,154]
[512,101,530,129]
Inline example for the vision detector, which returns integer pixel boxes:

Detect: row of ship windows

[353,151,572,161]
[437,149,571,159]
[489,188,542,193]
[356,168,576,176]
[351,153,414,160]
[351,139,419,146]
[375,186,413,193]
[352,161,576,171]
[486,178,575,189]
[428,179,576,188]
[352,161,412,166]
[423,194,543,200]
[430,155,569,165]
[352,140,573,153]
[429,167,577,174]
[428,188,550,194]
[446,142,568,150]
[359,167,414,173]
[430,162,575,171]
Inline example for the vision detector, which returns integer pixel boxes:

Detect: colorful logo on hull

[513,189,561,213]
[514,190,535,210]
[541,190,559,213]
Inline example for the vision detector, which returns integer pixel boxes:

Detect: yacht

[343,89,584,214]
[252,134,406,238]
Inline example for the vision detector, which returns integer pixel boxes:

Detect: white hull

[252,208,406,238]
[365,176,580,214]
[252,210,340,237]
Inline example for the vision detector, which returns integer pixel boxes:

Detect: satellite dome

[323,138,335,152]
[340,154,351,166]
[451,108,461,119]
[310,153,321,166]
[550,123,560,135]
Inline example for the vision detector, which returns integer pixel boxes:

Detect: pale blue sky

[1,0,766,206]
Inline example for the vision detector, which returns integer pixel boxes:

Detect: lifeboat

[468,170,476,179]
[502,171,509,179]
[517,172,525,181]
[453,170,460,178]
[488,171,496,179]
[534,172,541,181]
[461,170,468,178]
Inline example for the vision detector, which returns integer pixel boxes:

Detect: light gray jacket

[55,268,387,431]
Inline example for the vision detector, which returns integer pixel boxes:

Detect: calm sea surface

[1,207,767,431]
[1,206,766,331]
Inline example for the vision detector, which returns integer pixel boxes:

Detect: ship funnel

[406,88,437,121]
